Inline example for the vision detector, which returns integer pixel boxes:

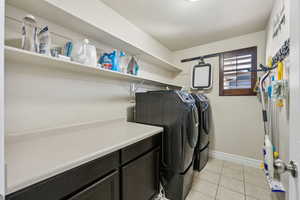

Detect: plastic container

[110,50,119,71]
[71,39,97,67]
[38,26,51,56]
[99,50,120,71]
[119,51,128,73]
[99,53,113,70]
[127,56,140,75]
[21,15,39,53]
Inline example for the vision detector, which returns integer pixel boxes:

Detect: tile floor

[186,158,275,200]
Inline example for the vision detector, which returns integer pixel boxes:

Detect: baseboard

[210,150,262,168]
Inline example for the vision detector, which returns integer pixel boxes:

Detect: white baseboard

[210,150,262,168]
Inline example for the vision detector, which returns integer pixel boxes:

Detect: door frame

[288,0,300,199]
[0,0,5,199]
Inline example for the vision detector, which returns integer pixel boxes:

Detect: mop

[258,64,285,193]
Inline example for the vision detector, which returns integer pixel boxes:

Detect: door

[122,148,160,200]
[288,0,300,199]
[0,0,5,199]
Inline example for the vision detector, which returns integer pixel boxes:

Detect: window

[219,47,257,96]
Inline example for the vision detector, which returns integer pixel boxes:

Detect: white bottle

[85,39,97,67]
[120,51,131,73]
[71,39,97,67]
[22,15,39,53]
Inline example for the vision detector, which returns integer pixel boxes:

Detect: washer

[135,90,199,200]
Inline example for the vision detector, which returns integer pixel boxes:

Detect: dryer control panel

[177,91,195,103]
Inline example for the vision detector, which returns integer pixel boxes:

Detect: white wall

[0,0,5,198]
[289,0,300,199]
[173,31,266,160]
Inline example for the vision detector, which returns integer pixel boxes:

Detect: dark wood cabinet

[122,147,160,200]
[6,152,119,200]
[6,134,161,200]
[121,134,160,165]
[68,171,119,200]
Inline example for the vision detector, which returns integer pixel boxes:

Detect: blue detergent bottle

[99,50,120,71]
[110,50,120,72]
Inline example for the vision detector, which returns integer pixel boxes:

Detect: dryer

[191,93,210,171]
[135,90,199,200]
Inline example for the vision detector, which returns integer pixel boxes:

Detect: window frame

[219,46,257,96]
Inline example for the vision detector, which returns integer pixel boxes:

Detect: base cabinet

[68,171,119,200]
[122,148,160,200]
[6,134,161,200]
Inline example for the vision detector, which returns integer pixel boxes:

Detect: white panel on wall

[0,0,5,198]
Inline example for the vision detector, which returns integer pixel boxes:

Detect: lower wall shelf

[5,46,182,88]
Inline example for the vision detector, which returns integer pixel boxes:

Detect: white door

[0,0,5,199]
[288,0,300,199]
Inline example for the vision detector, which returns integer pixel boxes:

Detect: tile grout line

[215,160,224,200]
[243,165,247,200]
[204,159,256,200]
[220,162,245,198]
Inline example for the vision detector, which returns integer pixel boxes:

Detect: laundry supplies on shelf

[64,41,73,57]
[71,39,98,67]
[21,15,39,53]
[119,51,130,73]
[127,56,140,75]
[38,26,51,56]
[99,50,119,71]
[99,50,134,73]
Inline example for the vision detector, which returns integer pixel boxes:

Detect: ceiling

[100,0,274,51]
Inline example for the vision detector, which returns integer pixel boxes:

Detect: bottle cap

[23,14,37,23]
[274,152,279,159]
[83,39,89,44]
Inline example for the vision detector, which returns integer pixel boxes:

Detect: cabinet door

[68,171,119,200]
[122,148,160,200]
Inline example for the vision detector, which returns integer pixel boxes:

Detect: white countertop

[5,119,163,194]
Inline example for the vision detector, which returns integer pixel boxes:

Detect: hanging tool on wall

[258,39,290,193]
[258,63,285,192]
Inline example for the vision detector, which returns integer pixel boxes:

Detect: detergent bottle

[110,50,119,72]
[99,50,120,71]
[99,53,113,70]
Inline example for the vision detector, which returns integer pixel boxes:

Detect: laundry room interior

[1,0,300,200]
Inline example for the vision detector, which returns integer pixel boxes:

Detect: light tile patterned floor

[186,158,276,200]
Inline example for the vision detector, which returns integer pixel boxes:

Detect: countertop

[5,119,163,194]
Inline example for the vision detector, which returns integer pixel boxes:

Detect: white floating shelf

[7,0,182,73]
[5,46,182,88]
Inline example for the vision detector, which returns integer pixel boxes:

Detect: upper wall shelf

[5,46,182,88]
[7,0,182,73]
